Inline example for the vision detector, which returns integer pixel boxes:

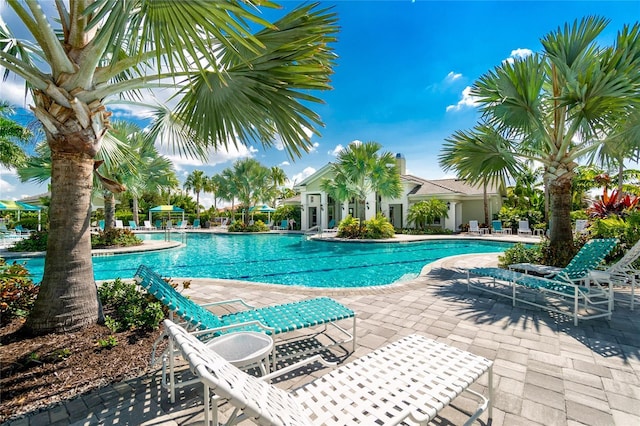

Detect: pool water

[22,233,512,288]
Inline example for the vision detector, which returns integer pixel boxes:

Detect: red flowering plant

[587,188,640,218]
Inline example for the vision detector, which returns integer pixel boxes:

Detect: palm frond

[171,3,337,159]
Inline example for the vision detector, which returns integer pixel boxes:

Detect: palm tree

[184,170,207,218]
[108,122,177,226]
[218,167,240,220]
[462,17,640,254]
[597,111,640,195]
[0,102,31,168]
[205,174,221,213]
[440,124,518,224]
[267,166,287,207]
[2,1,338,334]
[230,158,270,223]
[320,141,402,221]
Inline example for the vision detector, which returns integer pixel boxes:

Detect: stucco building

[288,154,504,232]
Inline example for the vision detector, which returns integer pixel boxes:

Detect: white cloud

[445,71,462,83]
[279,161,290,166]
[503,48,534,64]
[0,179,15,194]
[291,167,316,186]
[329,144,344,156]
[446,86,478,112]
[272,126,314,151]
[1,76,34,108]
[159,143,258,169]
[308,142,320,153]
[349,140,362,147]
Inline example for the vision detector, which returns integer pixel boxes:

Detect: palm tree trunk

[104,191,115,230]
[548,175,575,266]
[196,191,200,218]
[483,180,489,225]
[132,196,139,225]
[26,152,100,334]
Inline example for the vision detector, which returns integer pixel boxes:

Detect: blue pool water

[21,233,512,288]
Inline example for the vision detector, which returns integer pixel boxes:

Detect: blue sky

[1,0,638,207]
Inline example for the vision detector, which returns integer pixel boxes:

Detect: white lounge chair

[469,220,483,235]
[115,220,124,229]
[575,219,589,235]
[517,219,532,236]
[162,319,494,426]
[588,239,640,310]
[143,220,155,230]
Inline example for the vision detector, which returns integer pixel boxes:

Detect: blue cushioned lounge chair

[128,221,138,230]
[467,238,618,325]
[491,220,505,235]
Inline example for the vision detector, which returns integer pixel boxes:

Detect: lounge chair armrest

[200,298,255,309]
[260,354,336,383]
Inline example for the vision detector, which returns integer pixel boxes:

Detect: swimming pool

[21,233,512,288]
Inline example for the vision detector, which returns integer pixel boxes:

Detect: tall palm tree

[320,141,402,220]
[2,1,338,334]
[440,124,519,224]
[107,121,176,226]
[267,166,287,207]
[463,17,640,254]
[219,167,240,220]
[230,158,270,223]
[0,102,31,168]
[597,111,640,195]
[205,174,221,213]
[184,170,207,218]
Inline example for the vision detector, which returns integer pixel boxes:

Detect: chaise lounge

[135,265,356,399]
[467,238,618,325]
[163,318,493,426]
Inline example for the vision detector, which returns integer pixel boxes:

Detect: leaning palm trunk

[26,152,100,333]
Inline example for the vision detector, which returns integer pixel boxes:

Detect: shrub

[336,215,396,239]
[8,231,48,252]
[98,278,164,331]
[498,243,542,268]
[337,215,362,239]
[364,214,395,239]
[402,226,452,235]
[590,212,640,260]
[228,220,270,233]
[91,228,142,248]
[0,258,39,325]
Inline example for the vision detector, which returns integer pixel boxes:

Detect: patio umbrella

[249,204,276,222]
[0,200,42,230]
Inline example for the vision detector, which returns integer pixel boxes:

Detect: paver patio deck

[4,246,640,425]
